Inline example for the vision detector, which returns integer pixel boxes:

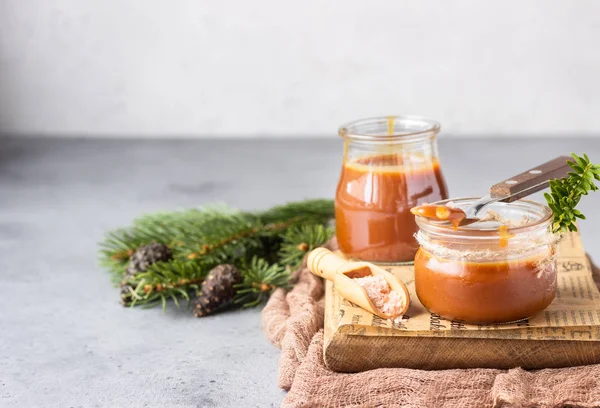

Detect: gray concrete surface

[1,137,600,408]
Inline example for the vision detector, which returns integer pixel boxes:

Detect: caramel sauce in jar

[413,198,557,324]
[335,116,448,263]
[336,155,448,262]
[415,248,556,323]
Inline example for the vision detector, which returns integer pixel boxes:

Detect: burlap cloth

[262,240,600,408]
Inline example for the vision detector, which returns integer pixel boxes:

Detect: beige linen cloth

[262,240,600,408]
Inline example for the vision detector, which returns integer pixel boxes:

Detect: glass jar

[414,198,558,324]
[335,116,449,264]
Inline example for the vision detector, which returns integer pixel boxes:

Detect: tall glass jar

[335,116,449,264]
[414,198,558,324]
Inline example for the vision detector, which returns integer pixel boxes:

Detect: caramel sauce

[335,154,448,263]
[414,248,556,323]
[410,205,466,230]
[498,225,514,248]
[387,116,395,136]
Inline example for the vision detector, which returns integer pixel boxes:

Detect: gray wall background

[1,0,599,138]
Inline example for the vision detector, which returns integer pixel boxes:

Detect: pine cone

[193,264,242,317]
[120,242,173,306]
[120,284,135,306]
[124,242,173,281]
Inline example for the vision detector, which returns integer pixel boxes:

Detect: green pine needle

[277,224,335,270]
[544,153,600,233]
[234,257,290,308]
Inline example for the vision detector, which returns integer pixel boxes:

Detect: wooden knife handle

[490,156,572,202]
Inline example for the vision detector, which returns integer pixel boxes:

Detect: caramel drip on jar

[498,225,515,248]
[387,116,395,136]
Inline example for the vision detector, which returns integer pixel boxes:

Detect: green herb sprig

[544,153,600,233]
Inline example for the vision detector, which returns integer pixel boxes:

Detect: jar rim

[339,115,441,143]
[415,197,553,238]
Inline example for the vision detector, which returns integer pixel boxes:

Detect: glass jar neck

[342,135,441,167]
[340,116,441,165]
[339,115,440,143]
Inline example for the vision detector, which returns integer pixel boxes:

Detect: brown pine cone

[123,242,173,281]
[193,264,242,317]
[120,242,173,306]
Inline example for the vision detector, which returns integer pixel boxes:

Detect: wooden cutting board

[323,230,600,372]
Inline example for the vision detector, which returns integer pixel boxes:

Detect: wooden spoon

[307,248,410,320]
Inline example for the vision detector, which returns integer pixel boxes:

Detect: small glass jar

[335,116,449,264]
[414,198,558,324]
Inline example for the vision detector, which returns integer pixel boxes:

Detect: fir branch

[99,199,334,310]
[544,153,600,233]
[257,199,334,226]
[277,224,335,270]
[234,257,290,308]
[121,260,204,307]
[100,208,264,272]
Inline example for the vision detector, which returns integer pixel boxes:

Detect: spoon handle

[307,248,349,281]
[490,156,573,202]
